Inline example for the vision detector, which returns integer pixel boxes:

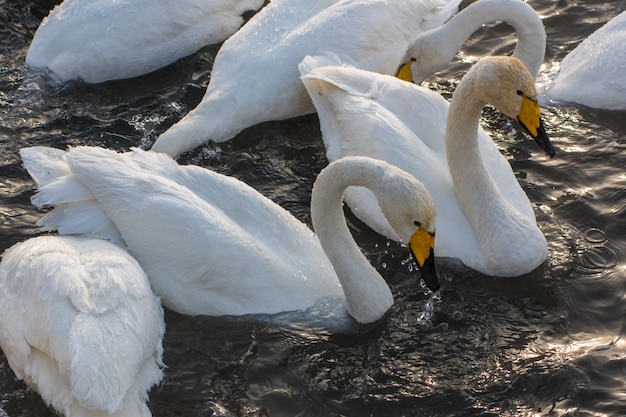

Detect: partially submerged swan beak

[408,227,439,291]
[517,94,556,158]
[395,59,415,83]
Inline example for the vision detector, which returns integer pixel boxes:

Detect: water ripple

[576,244,620,276]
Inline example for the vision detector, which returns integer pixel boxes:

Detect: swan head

[396,28,456,84]
[374,165,439,292]
[474,56,555,157]
[460,56,556,157]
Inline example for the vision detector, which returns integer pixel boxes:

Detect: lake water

[1,0,625,416]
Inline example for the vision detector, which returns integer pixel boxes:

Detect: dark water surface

[1,0,626,416]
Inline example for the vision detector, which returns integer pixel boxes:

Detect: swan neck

[311,161,393,323]
[439,0,545,77]
[445,74,503,229]
[445,79,483,178]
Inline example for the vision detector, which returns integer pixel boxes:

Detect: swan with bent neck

[150,0,461,158]
[301,54,555,277]
[397,0,546,82]
[20,147,438,324]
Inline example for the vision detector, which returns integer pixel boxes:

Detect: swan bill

[408,228,439,292]
[529,119,555,158]
[517,95,556,157]
[395,60,414,83]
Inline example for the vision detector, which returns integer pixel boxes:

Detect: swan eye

[516,90,523,96]
[410,57,417,62]
[414,220,435,236]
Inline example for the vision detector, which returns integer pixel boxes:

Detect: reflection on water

[1,0,626,416]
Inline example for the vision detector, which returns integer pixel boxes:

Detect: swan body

[20,147,438,324]
[151,0,461,158]
[300,53,554,277]
[0,235,165,417]
[26,0,265,83]
[397,0,546,82]
[544,11,626,110]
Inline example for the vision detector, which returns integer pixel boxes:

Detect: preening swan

[544,11,626,110]
[20,147,439,324]
[151,0,461,158]
[300,54,555,277]
[0,235,165,417]
[26,0,265,83]
[396,0,546,83]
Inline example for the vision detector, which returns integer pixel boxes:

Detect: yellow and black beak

[517,94,555,158]
[408,226,439,291]
[395,59,415,83]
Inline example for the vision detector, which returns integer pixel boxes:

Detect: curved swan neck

[413,0,545,79]
[445,69,506,231]
[311,159,393,324]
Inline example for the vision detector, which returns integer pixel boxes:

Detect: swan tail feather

[37,203,124,246]
[20,146,71,187]
[30,176,94,207]
[21,146,124,246]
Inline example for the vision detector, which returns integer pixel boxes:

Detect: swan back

[0,236,164,417]
[546,11,626,110]
[26,0,265,83]
[399,0,546,82]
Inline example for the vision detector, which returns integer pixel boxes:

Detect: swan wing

[303,58,538,264]
[302,62,479,257]
[123,148,323,246]
[217,0,462,88]
[52,147,341,316]
[302,55,536,218]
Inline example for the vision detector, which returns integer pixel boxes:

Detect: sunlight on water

[1,1,626,416]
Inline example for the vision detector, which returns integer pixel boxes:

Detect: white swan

[151,0,461,158]
[300,53,555,277]
[544,11,626,110]
[20,147,438,324]
[0,235,165,417]
[396,0,546,83]
[26,0,265,83]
